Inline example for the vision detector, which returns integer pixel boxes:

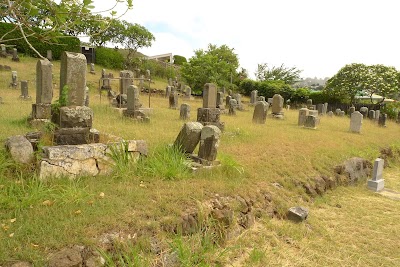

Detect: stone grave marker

[327,111,333,117]
[203,83,217,108]
[349,106,355,116]
[375,110,380,122]
[225,95,232,107]
[10,71,18,88]
[350,111,363,133]
[304,115,317,129]
[12,48,19,62]
[298,108,309,126]
[46,50,52,61]
[368,110,375,119]
[60,52,87,106]
[90,63,95,74]
[0,44,6,58]
[198,125,221,162]
[165,85,172,98]
[378,113,387,127]
[250,90,258,105]
[169,90,178,109]
[258,96,265,102]
[228,99,237,116]
[359,107,368,118]
[367,158,385,191]
[335,108,341,116]
[119,70,134,95]
[174,122,203,153]
[179,103,191,120]
[31,59,52,121]
[252,101,269,124]
[271,94,284,118]
[217,92,225,110]
[19,81,31,100]
[197,83,224,130]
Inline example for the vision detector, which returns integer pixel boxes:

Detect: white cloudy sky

[94,0,400,79]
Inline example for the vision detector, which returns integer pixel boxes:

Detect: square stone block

[32,103,52,119]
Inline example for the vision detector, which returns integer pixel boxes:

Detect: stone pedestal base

[54,128,93,145]
[368,179,385,192]
[32,103,52,119]
[29,119,51,128]
[190,154,221,167]
[197,108,224,131]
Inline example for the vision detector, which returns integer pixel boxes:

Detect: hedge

[95,47,125,70]
[0,22,80,60]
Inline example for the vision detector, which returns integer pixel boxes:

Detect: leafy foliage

[255,63,302,85]
[0,22,80,59]
[325,63,400,104]
[181,44,239,92]
[173,55,187,65]
[95,47,124,69]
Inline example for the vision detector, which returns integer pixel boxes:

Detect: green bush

[173,55,187,65]
[0,22,80,59]
[381,102,400,119]
[309,91,342,104]
[95,47,125,69]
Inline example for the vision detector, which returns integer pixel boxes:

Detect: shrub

[173,55,187,65]
[381,101,400,119]
[95,47,125,69]
[0,22,80,59]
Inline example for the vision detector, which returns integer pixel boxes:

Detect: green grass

[1,56,400,265]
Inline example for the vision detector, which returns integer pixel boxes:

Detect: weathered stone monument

[165,86,172,98]
[54,51,95,145]
[350,111,363,133]
[46,50,52,61]
[123,85,147,121]
[179,103,191,120]
[258,96,265,102]
[304,115,318,129]
[197,83,224,130]
[225,95,232,107]
[233,93,243,111]
[359,107,368,118]
[119,70,134,95]
[252,101,269,124]
[174,122,203,154]
[327,111,333,117]
[90,63,95,74]
[339,111,345,117]
[12,48,19,62]
[306,99,313,109]
[216,92,225,111]
[197,125,221,163]
[271,94,284,119]
[30,59,53,123]
[19,81,31,100]
[335,108,341,116]
[367,158,385,191]
[298,108,309,126]
[184,86,193,100]
[169,90,178,109]
[368,110,375,120]
[10,71,17,88]
[378,113,387,127]
[375,110,381,122]
[0,44,6,58]
[228,99,237,116]
[349,106,355,116]
[250,90,258,105]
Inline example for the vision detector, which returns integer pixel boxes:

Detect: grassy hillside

[0,55,400,266]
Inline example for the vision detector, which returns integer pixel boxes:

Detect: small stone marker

[359,107,368,118]
[225,95,232,107]
[375,110,380,122]
[11,71,17,88]
[20,80,31,100]
[258,96,265,102]
[90,63,95,74]
[304,115,317,129]
[0,44,6,57]
[298,108,309,126]
[250,90,258,104]
[287,206,309,222]
[306,99,312,108]
[174,122,203,153]
[327,111,333,117]
[349,106,355,116]
[378,113,387,127]
[12,48,19,62]
[165,85,172,98]
[368,110,375,120]
[339,111,345,117]
[184,86,192,99]
[169,90,178,109]
[367,158,385,192]
[252,101,269,124]
[216,92,225,109]
[119,70,134,95]
[350,111,363,133]
[31,59,52,120]
[317,103,324,115]
[198,125,221,162]
[271,94,284,118]
[233,93,243,110]
[179,103,191,120]
[335,108,341,116]
[228,99,237,116]
[46,50,52,61]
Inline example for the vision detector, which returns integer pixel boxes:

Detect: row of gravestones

[1,44,53,61]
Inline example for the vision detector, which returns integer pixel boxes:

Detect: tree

[255,63,302,85]
[114,20,155,68]
[0,0,132,58]
[172,55,187,66]
[181,44,239,91]
[325,63,399,105]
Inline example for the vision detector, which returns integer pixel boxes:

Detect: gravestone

[339,111,345,117]
[258,96,265,102]
[123,85,144,119]
[174,122,203,153]
[90,63,95,74]
[101,78,111,90]
[228,89,233,96]
[216,92,225,110]
[84,86,89,107]
[19,81,31,100]
[60,52,87,106]
[335,108,341,116]
[308,105,316,110]
[46,50,52,61]
[323,103,328,115]
[304,115,317,129]
[317,104,324,115]
[185,86,192,99]
[252,101,269,124]
[101,69,106,78]
[179,103,191,120]
[228,99,237,116]
[139,75,144,89]
[271,94,284,118]
[367,158,385,191]
[225,95,232,107]
[350,111,363,133]
[119,70,134,95]
[31,59,52,120]
[306,99,312,108]
[298,108,309,126]
[250,90,258,105]
[0,44,6,57]
[165,86,172,98]
[12,48,19,62]
[198,125,221,162]
[378,113,387,127]
[197,83,224,130]
[349,106,355,116]
[375,110,380,122]
[11,71,18,88]
[359,107,368,118]
[368,110,375,120]
[327,111,334,117]
[233,93,243,110]
[169,90,178,109]
[203,83,217,108]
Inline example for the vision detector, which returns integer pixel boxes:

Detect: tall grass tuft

[135,144,191,180]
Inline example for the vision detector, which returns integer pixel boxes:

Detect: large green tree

[181,44,239,91]
[255,63,302,85]
[0,0,132,58]
[325,63,399,104]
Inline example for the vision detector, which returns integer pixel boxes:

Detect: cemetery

[1,3,400,265]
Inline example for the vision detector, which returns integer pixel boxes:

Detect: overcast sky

[95,0,400,79]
